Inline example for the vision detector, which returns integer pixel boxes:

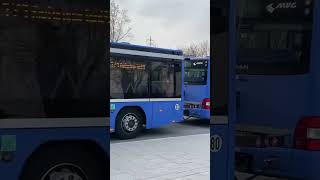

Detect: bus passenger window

[151,62,175,98]
[237,0,314,75]
[110,57,149,99]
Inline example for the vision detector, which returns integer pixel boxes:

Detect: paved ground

[111,133,209,180]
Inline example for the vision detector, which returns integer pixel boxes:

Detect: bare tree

[181,40,210,57]
[110,0,133,42]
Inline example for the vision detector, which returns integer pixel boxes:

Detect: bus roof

[111,42,183,56]
[185,56,210,61]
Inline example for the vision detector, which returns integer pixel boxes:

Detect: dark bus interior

[0,0,109,118]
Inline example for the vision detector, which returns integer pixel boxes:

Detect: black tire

[20,144,106,180]
[116,108,143,139]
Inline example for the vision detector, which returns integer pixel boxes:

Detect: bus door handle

[236,75,248,82]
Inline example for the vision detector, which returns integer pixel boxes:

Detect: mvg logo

[266,2,297,13]
[193,62,203,66]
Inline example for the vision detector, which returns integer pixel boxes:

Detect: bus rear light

[201,98,210,110]
[294,117,320,151]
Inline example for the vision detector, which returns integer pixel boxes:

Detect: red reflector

[201,98,210,110]
[294,117,320,151]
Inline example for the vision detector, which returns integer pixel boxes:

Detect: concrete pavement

[111,133,210,180]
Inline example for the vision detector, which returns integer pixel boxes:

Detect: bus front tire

[20,145,106,180]
[116,108,143,139]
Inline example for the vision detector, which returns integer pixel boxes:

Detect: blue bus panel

[235,0,320,179]
[110,43,184,139]
[0,127,109,180]
[110,101,183,129]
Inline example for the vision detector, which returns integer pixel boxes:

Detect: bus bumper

[290,149,320,180]
[236,148,320,180]
[185,108,210,120]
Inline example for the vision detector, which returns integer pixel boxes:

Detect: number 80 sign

[211,135,223,152]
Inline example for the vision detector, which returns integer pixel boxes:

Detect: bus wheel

[116,108,143,139]
[21,145,105,180]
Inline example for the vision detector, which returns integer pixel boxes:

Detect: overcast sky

[115,0,210,49]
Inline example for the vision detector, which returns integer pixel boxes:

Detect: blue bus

[234,0,320,179]
[110,43,184,139]
[184,57,210,120]
[0,1,109,179]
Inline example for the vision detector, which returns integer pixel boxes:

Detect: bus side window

[236,0,314,75]
[151,61,179,98]
[110,56,149,99]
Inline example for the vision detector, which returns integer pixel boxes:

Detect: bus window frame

[110,52,182,99]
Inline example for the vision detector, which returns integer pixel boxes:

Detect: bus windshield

[184,60,208,85]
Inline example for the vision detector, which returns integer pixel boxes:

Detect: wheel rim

[41,163,88,180]
[121,113,139,132]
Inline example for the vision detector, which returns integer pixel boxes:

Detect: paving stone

[111,134,210,180]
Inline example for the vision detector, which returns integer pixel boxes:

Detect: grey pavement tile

[111,134,210,180]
